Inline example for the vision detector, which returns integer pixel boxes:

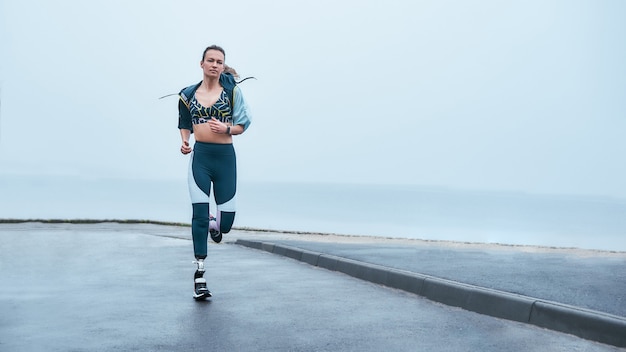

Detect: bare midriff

[193,124,233,144]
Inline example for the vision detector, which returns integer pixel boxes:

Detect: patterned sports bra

[189,90,233,125]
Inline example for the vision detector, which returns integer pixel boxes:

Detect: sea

[1,174,625,252]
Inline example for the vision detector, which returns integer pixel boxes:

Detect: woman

[178,45,252,300]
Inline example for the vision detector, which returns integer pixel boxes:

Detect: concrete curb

[235,239,626,348]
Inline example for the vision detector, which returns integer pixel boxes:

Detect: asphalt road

[0,223,623,351]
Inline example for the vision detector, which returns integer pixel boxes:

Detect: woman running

[178,45,252,300]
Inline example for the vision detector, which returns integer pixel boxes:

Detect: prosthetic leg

[192,259,211,300]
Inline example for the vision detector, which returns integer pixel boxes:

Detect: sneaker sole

[210,230,222,243]
[193,291,212,300]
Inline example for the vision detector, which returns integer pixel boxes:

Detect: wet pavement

[1,222,624,351]
[235,234,626,318]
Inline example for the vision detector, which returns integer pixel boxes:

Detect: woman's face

[200,49,225,78]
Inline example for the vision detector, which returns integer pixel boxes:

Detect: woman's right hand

[181,141,192,155]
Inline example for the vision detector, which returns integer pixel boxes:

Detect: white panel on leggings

[217,196,236,212]
[188,152,210,203]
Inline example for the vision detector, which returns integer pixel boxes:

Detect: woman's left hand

[209,118,229,134]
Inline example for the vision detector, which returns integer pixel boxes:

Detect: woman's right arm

[178,97,193,154]
[180,129,192,154]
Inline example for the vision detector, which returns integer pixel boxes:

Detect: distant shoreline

[0,218,190,227]
[0,218,364,237]
[0,218,344,236]
[3,218,625,256]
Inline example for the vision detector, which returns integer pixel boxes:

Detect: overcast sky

[1,0,625,198]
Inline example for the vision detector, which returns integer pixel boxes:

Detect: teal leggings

[188,142,237,259]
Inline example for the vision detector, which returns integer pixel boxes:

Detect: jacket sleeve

[178,96,193,132]
[232,86,252,131]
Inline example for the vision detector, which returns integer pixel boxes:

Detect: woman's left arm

[231,86,252,133]
[210,86,252,135]
[228,124,245,136]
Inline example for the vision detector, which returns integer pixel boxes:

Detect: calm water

[1,175,625,251]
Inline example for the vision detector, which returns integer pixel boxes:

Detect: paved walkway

[0,222,624,351]
[232,229,626,347]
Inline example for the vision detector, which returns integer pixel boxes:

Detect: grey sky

[1,0,625,198]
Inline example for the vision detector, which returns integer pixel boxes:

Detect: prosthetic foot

[192,260,211,300]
